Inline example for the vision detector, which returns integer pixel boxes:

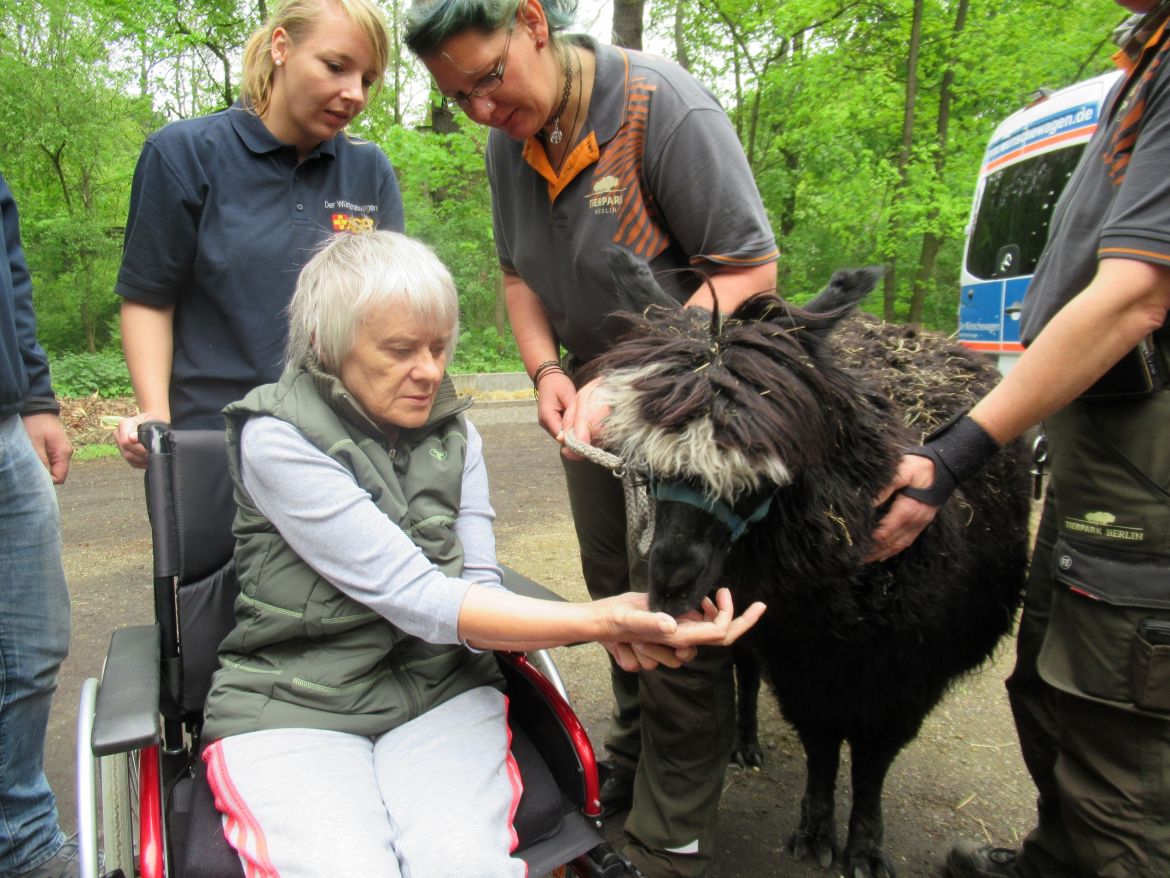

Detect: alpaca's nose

[648,540,711,611]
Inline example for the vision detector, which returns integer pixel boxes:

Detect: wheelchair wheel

[99,751,138,874]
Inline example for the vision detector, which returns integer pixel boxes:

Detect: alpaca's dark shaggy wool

[595,251,1031,878]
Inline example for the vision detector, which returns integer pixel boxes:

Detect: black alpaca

[595,249,1030,878]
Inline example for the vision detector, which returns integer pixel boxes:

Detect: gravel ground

[44,397,1036,877]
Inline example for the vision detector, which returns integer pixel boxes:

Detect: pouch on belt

[1038,392,1170,716]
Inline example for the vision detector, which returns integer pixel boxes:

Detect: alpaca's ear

[607,246,678,312]
[794,267,884,339]
[805,267,883,318]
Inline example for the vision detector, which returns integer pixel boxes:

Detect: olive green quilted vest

[202,358,502,741]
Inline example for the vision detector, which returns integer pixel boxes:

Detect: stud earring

[536,38,545,49]
[274,58,283,66]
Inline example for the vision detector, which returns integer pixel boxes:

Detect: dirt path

[45,399,1036,877]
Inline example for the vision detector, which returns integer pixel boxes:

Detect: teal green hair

[404,0,577,56]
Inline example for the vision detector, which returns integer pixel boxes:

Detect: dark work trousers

[1005,392,1170,878]
[561,454,736,878]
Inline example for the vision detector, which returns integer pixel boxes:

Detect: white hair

[285,231,459,370]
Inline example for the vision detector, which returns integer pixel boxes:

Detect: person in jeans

[0,171,76,878]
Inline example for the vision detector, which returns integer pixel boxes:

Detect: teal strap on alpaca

[650,478,774,542]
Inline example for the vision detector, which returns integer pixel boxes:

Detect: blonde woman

[114,0,403,467]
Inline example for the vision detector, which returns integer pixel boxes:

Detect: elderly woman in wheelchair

[175,230,762,878]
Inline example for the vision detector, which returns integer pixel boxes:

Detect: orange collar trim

[1113,15,1169,71]
[522,133,601,203]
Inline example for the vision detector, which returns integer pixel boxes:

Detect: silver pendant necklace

[546,47,574,145]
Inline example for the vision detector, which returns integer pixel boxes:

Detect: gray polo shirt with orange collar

[487,36,778,363]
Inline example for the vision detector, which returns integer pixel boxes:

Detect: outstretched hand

[669,588,766,648]
[604,640,698,672]
[600,588,766,671]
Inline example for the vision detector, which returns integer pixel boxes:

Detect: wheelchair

[75,422,636,878]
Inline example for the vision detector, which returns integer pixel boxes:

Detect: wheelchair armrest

[501,565,565,602]
[92,625,161,756]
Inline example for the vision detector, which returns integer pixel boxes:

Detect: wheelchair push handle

[138,421,173,456]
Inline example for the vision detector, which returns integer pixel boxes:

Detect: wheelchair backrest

[142,424,240,720]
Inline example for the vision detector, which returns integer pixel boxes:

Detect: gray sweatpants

[202,687,525,878]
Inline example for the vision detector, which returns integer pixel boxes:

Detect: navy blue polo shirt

[116,103,404,427]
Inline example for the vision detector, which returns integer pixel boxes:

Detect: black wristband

[22,395,62,416]
[899,412,999,507]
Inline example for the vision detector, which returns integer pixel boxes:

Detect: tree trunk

[612,0,644,50]
[881,0,924,321]
[673,0,690,70]
[389,0,403,126]
[908,0,969,326]
[430,99,458,135]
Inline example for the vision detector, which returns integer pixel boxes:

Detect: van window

[965,145,1086,280]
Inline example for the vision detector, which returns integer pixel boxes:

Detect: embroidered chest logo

[587,175,626,215]
[331,213,375,233]
[1064,510,1145,543]
[326,199,378,233]
[429,448,448,461]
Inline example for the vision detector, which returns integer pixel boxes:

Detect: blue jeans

[0,415,70,876]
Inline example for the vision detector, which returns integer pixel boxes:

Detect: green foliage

[49,350,134,397]
[73,443,121,460]
[1,0,151,353]
[452,326,523,375]
[5,0,1132,365]
[657,0,1121,327]
[374,117,503,333]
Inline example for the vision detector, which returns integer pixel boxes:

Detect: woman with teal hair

[406,3,778,875]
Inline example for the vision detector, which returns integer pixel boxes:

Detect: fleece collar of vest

[300,355,472,441]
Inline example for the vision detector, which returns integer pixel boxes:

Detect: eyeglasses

[449,21,514,108]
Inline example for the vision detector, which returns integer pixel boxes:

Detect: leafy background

[0,0,1124,396]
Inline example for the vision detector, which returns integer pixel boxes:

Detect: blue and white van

[957,69,1122,373]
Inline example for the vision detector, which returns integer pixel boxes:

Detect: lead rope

[562,428,656,564]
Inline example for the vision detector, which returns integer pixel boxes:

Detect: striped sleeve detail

[1099,246,1170,265]
[1104,20,1169,185]
[691,249,780,267]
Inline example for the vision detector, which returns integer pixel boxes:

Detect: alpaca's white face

[600,363,794,504]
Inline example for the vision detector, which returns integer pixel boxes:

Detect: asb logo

[332,213,375,233]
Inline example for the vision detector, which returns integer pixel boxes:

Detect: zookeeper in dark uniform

[871,2,1170,876]
[405,0,777,874]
